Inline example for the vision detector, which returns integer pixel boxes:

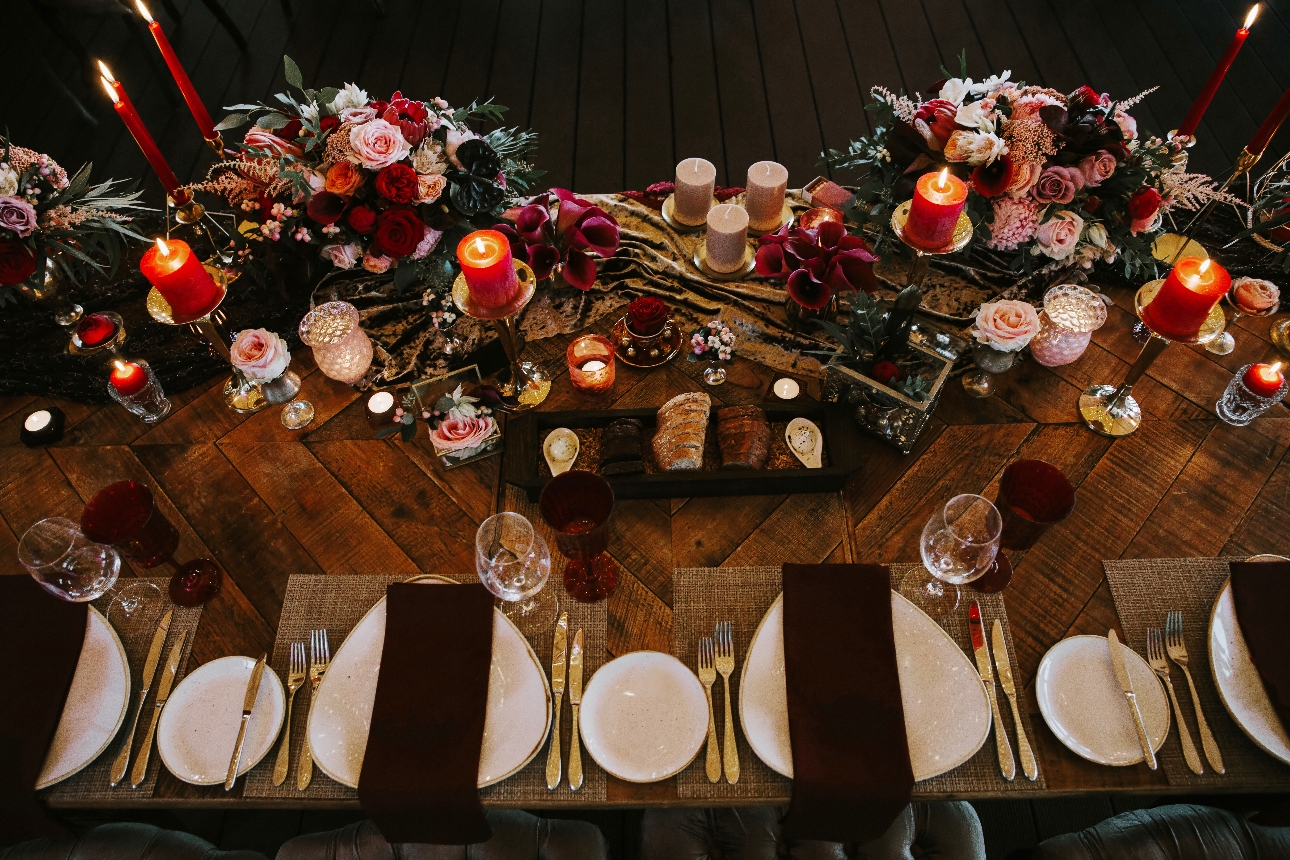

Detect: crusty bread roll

[652,392,712,471]
[717,405,771,470]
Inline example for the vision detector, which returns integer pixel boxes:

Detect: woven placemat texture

[672,565,1045,800]
[1104,557,1290,789]
[243,573,607,804]
[41,578,202,802]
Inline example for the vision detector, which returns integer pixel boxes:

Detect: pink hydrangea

[987,196,1040,251]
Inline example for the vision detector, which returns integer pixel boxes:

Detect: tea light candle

[1142,257,1231,340]
[110,360,149,397]
[798,206,843,231]
[140,238,222,318]
[745,161,788,232]
[19,407,64,447]
[1243,362,1285,398]
[704,204,749,273]
[368,391,395,417]
[456,230,519,309]
[905,168,968,250]
[567,334,616,394]
[674,158,716,226]
[773,378,801,400]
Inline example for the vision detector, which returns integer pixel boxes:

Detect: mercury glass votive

[567,334,616,394]
[299,301,373,385]
[1028,284,1108,367]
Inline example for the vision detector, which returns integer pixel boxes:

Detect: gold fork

[697,637,720,783]
[297,629,330,790]
[272,641,307,786]
[1147,628,1203,775]
[1166,610,1224,774]
[714,621,739,784]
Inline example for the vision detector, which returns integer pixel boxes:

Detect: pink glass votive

[1028,285,1107,367]
[567,334,616,394]
[299,301,373,384]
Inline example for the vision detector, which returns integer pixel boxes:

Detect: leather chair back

[1032,803,1290,860]
[0,822,268,860]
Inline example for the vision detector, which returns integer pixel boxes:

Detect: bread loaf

[652,392,712,471]
[717,405,771,470]
[599,418,646,473]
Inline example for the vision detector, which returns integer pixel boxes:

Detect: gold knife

[545,612,568,790]
[1108,629,1156,770]
[131,630,186,788]
[110,609,172,787]
[969,602,1015,780]
[567,628,584,791]
[991,619,1037,781]
[225,654,267,790]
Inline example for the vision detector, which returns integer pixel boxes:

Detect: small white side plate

[1036,635,1169,766]
[37,607,131,789]
[579,651,708,783]
[158,656,285,785]
[1210,580,1290,764]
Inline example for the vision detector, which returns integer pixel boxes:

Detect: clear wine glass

[475,512,557,636]
[900,494,1002,617]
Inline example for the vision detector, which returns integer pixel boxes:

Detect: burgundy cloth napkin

[780,563,914,844]
[0,576,87,839]
[357,582,493,845]
[1229,561,1290,735]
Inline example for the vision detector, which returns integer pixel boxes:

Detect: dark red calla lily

[571,215,620,257]
[528,244,561,280]
[755,242,792,278]
[515,204,551,243]
[562,249,599,290]
[306,190,347,225]
[787,269,831,310]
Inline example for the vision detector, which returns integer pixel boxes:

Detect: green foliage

[815,286,923,367]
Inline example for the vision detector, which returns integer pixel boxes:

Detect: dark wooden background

[5,0,1290,204]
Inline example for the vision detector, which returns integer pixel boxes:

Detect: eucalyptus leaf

[215,113,252,131]
[224,103,262,111]
[375,425,400,439]
[393,262,419,294]
[400,422,417,443]
[258,112,290,131]
[283,55,304,90]
[318,87,339,106]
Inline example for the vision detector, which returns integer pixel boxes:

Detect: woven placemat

[1104,557,1290,789]
[242,573,607,804]
[40,578,202,802]
[672,565,1045,800]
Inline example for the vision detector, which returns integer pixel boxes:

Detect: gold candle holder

[890,199,973,287]
[452,260,550,411]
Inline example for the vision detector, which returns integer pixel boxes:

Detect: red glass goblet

[970,459,1075,594]
[538,470,619,603]
[81,481,222,607]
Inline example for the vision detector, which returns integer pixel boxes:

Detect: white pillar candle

[674,158,716,226]
[745,161,789,232]
[704,204,749,273]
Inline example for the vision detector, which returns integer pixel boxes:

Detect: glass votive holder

[107,359,171,423]
[567,334,616,394]
[1216,363,1288,426]
[299,301,373,385]
[1028,284,1107,367]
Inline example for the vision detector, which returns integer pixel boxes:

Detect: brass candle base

[452,260,550,411]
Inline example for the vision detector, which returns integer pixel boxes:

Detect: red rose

[319,115,340,135]
[627,296,669,336]
[1068,86,1104,113]
[0,241,37,285]
[280,118,303,140]
[1127,187,1162,221]
[871,361,899,385]
[1084,195,1102,214]
[374,163,418,204]
[347,205,377,235]
[372,205,425,258]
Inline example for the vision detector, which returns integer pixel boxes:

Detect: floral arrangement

[0,138,146,306]
[689,319,736,362]
[626,296,669,336]
[972,300,1041,353]
[229,328,291,380]
[755,220,880,309]
[495,189,620,290]
[193,56,542,292]
[822,58,1236,280]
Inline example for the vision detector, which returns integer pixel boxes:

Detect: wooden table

[2,286,1288,809]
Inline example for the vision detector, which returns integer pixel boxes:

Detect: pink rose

[1032,166,1085,204]
[243,128,303,157]
[973,300,1041,352]
[0,196,38,237]
[339,106,377,125]
[1007,161,1043,198]
[348,119,411,170]
[429,415,496,452]
[1035,210,1085,260]
[322,243,360,269]
[1114,110,1137,140]
[415,173,447,204]
[229,328,290,380]
[362,252,392,273]
[1232,277,1280,313]
[1078,151,1116,187]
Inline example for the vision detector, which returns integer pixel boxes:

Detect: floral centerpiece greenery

[193,56,542,294]
[821,55,1237,281]
[815,286,933,401]
[0,138,147,306]
[494,189,621,290]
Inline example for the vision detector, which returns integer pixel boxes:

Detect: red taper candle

[1243,362,1284,398]
[140,238,222,318]
[1247,83,1290,158]
[110,361,149,397]
[905,168,968,250]
[456,230,520,308]
[1141,257,1231,340]
[99,68,187,203]
[1178,5,1259,138]
[135,1,216,141]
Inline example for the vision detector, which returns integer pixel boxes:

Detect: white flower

[943,130,1007,166]
[340,106,376,125]
[939,78,973,105]
[955,100,996,133]
[411,140,448,175]
[1114,110,1138,141]
[329,82,370,113]
[970,71,1011,96]
[1087,222,1109,249]
[0,165,16,198]
[299,100,319,122]
[322,243,361,269]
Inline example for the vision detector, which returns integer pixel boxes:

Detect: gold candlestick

[452,260,550,411]
[889,199,974,287]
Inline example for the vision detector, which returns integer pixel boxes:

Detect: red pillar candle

[99,70,186,202]
[140,238,222,318]
[135,1,216,141]
[905,169,968,250]
[1141,257,1231,340]
[110,361,149,397]
[457,230,519,308]
[1178,5,1259,138]
[1243,362,1285,397]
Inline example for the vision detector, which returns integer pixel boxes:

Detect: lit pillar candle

[674,158,716,226]
[99,65,187,203]
[745,161,788,232]
[1178,5,1259,138]
[1243,362,1284,397]
[905,169,968,250]
[110,361,149,397]
[135,1,216,142]
[1142,257,1231,340]
[140,238,223,318]
[704,203,749,273]
[567,334,616,394]
[457,230,519,309]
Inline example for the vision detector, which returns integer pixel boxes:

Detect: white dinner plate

[579,651,708,782]
[37,607,131,789]
[740,592,991,781]
[1036,635,1169,766]
[158,656,285,785]
[1210,579,1290,764]
[307,576,551,789]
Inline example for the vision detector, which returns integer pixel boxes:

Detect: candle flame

[100,76,120,105]
[474,237,486,255]
[113,360,128,374]
[96,60,116,83]
[1272,361,1284,374]
[1198,258,1211,274]
[1244,4,1259,29]
[135,0,154,23]
[936,168,949,191]
[155,238,170,256]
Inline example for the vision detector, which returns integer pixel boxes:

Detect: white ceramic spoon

[785,417,822,468]
[543,428,580,475]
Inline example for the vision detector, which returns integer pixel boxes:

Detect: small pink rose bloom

[429,415,496,452]
[1031,166,1085,205]
[230,328,290,380]
[1078,151,1117,187]
[1035,210,1085,260]
[349,119,411,170]
[973,300,1041,352]
[0,196,38,237]
[1232,277,1280,313]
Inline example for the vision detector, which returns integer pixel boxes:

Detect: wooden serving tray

[503,402,863,500]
